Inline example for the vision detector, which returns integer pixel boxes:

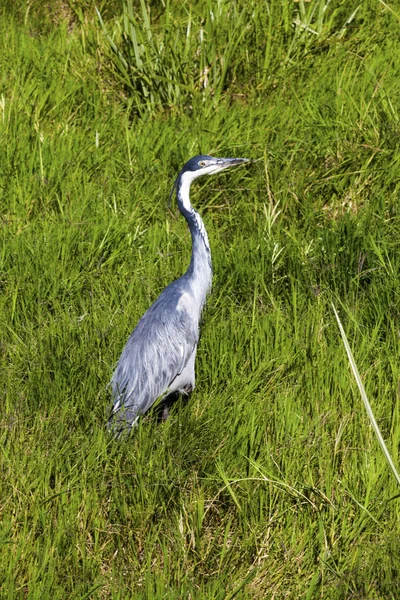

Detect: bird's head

[180,155,250,180]
[169,154,250,208]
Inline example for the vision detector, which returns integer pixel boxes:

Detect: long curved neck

[176,172,212,305]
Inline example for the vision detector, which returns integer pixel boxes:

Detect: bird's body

[108,155,248,435]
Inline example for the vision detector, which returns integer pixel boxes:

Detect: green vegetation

[1,0,399,597]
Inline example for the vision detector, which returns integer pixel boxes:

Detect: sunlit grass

[1,1,400,598]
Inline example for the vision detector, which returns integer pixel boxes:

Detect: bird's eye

[199,160,206,167]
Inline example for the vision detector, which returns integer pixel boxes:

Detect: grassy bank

[1,1,399,598]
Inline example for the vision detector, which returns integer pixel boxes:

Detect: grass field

[1,1,400,598]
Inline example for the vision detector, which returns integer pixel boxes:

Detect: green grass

[1,1,400,598]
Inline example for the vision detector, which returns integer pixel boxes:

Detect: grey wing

[109,295,199,428]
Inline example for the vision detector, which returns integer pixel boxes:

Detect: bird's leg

[162,404,170,422]
[157,385,193,423]
[157,391,179,422]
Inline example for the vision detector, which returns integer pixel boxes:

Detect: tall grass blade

[377,0,400,22]
[332,303,400,487]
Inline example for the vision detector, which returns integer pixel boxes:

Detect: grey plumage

[108,154,249,435]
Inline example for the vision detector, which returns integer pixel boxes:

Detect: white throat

[178,171,211,252]
[177,171,212,305]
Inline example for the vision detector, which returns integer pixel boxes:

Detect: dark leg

[156,391,180,422]
[157,386,193,423]
[162,404,170,422]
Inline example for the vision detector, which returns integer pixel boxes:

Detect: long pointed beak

[213,157,250,174]
[219,157,250,168]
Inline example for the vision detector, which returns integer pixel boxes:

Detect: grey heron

[108,155,249,436]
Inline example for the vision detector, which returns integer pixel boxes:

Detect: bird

[108,154,249,436]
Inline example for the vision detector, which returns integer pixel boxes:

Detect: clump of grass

[96,0,361,114]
